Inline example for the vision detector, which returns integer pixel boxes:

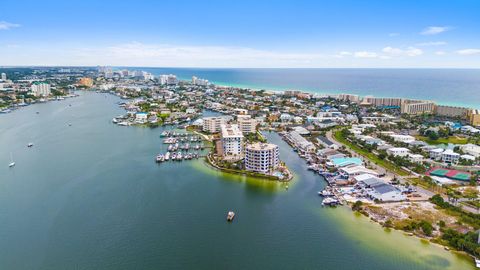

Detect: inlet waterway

[0,92,475,269]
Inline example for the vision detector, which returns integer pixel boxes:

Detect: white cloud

[73,42,334,67]
[420,26,451,35]
[416,41,447,46]
[0,21,20,30]
[333,51,352,58]
[354,51,378,58]
[435,51,446,55]
[3,42,480,68]
[382,46,423,57]
[455,49,480,55]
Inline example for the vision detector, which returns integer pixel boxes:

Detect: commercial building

[356,174,406,202]
[245,143,279,174]
[1,73,6,81]
[339,165,379,178]
[401,100,435,115]
[202,116,226,133]
[31,82,51,97]
[434,105,468,118]
[221,124,244,160]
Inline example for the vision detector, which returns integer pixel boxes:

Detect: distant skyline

[1,0,479,68]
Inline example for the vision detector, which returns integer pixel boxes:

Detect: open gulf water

[137,68,480,108]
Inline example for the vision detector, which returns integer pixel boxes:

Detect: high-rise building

[202,116,227,133]
[1,73,6,81]
[467,109,480,126]
[434,105,468,118]
[31,82,51,97]
[363,96,403,107]
[237,117,257,134]
[221,124,244,159]
[338,94,360,103]
[166,74,178,85]
[245,143,279,174]
[401,100,435,114]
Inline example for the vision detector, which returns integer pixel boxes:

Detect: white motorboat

[8,153,15,167]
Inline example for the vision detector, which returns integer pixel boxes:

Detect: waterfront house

[135,112,148,124]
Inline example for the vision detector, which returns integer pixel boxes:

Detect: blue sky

[0,0,479,67]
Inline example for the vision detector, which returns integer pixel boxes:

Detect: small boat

[227,211,235,222]
[318,190,334,197]
[322,197,340,206]
[27,142,34,147]
[8,153,15,167]
[112,118,118,123]
[155,154,164,163]
[36,111,39,114]
[164,152,170,161]
[68,123,72,126]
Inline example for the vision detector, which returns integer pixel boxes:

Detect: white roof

[221,124,243,138]
[387,147,410,152]
[340,166,379,176]
[353,173,379,182]
[442,149,459,156]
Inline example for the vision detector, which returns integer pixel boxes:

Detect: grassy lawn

[414,135,468,145]
[334,130,410,176]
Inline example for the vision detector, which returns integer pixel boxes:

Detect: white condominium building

[245,143,279,174]
[363,96,403,107]
[221,124,244,159]
[203,117,226,133]
[435,105,468,118]
[401,100,435,115]
[238,117,257,134]
[31,82,51,97]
